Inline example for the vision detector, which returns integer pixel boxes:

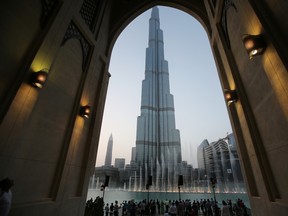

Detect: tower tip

[151,6,159,19]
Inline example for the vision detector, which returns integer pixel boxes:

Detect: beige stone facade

[0,0,287,215]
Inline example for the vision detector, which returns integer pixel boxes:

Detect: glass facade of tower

[135,7,182,191]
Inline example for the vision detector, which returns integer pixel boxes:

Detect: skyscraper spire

[135,6,182,191]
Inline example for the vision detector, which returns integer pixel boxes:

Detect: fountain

[128,176,132,191]
[133,171,137,191]
[96,177,99,190]
[228,144,241,192]
[139,165,143,191]
[121,137,246,194]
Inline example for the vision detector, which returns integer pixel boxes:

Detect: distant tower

[135,6,182,191]
[131,147,136,162]
[104,134,113,166]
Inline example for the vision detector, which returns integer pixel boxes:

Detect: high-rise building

[197,133,245,192]
[104,134,113,166]
[134,7,182,191]
[197,139,209,170]
[115,158,125,169]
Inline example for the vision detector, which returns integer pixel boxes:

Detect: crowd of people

[85,196,105,216]
[0,177,250,216]
[96,197,250,216]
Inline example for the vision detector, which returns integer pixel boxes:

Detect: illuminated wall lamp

[30,69,48,88]
[242,34,266,59]
[224,89,238,105]
[80,105,91,118]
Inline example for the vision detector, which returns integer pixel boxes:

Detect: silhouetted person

[221,200,231,216]
[105,203,110,216]
[0,178,14,216]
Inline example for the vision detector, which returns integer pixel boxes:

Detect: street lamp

[146,183,150,202]
[178,175,183,201]
[146,175,152,203]
[210,177,217,201]
[101,184,106,199]
[101,175,110,200]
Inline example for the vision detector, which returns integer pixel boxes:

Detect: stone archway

[0,1,287,216]
[105,2,288,216]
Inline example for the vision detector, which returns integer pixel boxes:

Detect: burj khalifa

[135,7,182,191]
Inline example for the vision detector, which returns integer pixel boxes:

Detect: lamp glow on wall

[224,89,238,105]
[80,105,91,118]
[242,34,266,59]
[30,69,49,88]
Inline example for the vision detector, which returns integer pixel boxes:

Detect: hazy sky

[96,6,232,168]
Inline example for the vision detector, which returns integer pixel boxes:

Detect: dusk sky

[96,6,232,168]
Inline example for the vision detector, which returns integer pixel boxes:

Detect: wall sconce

[80,105,91,118]
[224,89,238,105]
[242,34,266,59]
[30,69,48,88]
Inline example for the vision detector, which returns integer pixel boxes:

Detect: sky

[95,6,232,168]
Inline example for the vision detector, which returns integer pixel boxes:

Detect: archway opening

[88,5,249,209]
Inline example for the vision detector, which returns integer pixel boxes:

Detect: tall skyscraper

[104,134,113,166]
[135,7,182,191]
